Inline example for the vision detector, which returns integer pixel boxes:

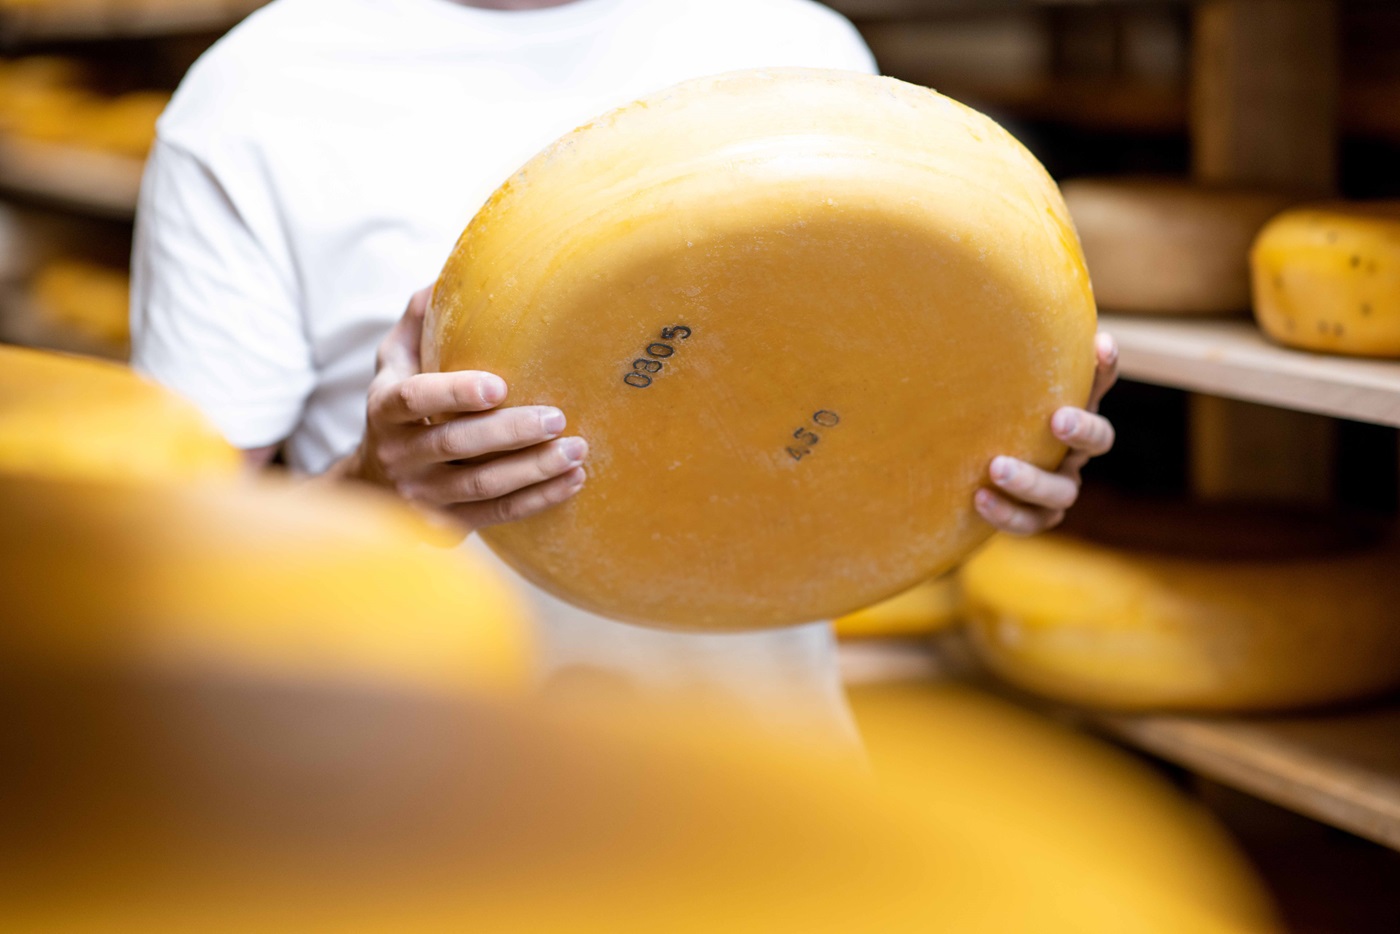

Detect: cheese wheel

[1,645,1276,931]
[834,576,960,640]
[1252,202,1400,356]
[1062,178,1296,314]
[849,683,1279,933]
[0,345,240,483]
[960,497,1400,711]
[31,257,131,347]
[428,68,1097,629]
[2,474,534,696]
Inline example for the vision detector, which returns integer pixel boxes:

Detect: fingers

[974,488,1064,537]
[1087,331,1120,412]
[375,287,434,379]
[371,370,508,424]
[1052,407,1115,458]
[988,456,1079,511]
[401,405,565,465]
[451,466,588,531]
[414,437,588,507]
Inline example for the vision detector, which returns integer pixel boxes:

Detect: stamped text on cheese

[623,325,692,388]
[787,410,841,461]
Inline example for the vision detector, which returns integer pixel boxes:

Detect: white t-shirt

[131,0,878,749]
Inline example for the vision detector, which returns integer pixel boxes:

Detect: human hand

[345,287,587,532]
[974,331,1119,536]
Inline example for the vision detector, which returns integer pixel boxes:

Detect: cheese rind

[0,344,240,482]
[428,68,1097,630]
[1252,201,1400,356]
[2,474,535,696]
[960,503,1400,711]
[1063,178,1295,314]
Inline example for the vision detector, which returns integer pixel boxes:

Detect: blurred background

[2,1,1400,930]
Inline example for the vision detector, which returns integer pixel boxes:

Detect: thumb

[375,286,434,381]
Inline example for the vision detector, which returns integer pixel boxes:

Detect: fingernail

[1053,409,1079,435]
[568,467,587,488]
[974,489,993,510]
[560,437,588,463]
[990,456,1015,483]
[481,375,507,405]
[541,408,566,436]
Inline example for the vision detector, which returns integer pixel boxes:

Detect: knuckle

[394,380,422,416]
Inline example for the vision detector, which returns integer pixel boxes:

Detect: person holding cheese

[131,0,1118,748]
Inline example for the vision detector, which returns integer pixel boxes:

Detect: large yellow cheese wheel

[0,655,1276,930]
[849,682,1279,933]
[2,474,534,695]
[833,575,960,640]
[1062,178,1296,314]
[960,497,1400,711]
[1252,202,1400,356]
[427,68,1097,630]
[0,344,240,482]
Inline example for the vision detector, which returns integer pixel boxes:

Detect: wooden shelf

[0,0,263,43]
[0,137,141,219]
[838,638,1400,853]
[1084,707,1400,853]
[1103,312,1400,428]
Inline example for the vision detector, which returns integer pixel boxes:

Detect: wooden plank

[1191,0,1338,192]
[0,0,263,43]
[1086,708,1400,852]
[1104,313,1400,428]
[0,137,142,220]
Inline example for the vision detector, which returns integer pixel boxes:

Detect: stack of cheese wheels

[834,576,961,640]
[0,345,240,483]
[1252,202,1400,356]
[1062,178,1295,314]
[427,68,1097,630]
[960,495,1400,711]
[3,473,534,698]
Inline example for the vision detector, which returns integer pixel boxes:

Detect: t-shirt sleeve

[130,138,312,450]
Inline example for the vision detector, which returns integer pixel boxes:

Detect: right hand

[346,287,588,533]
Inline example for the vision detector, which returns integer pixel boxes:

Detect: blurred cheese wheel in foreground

[1062,178,1295,314]
[0,344,240,482]
[833,576,960,640]
[428,68,1097,629]
[1,474,534,696]
[1252,202,1400,356]
[960,496,1400,711]
[2,649,1276,930]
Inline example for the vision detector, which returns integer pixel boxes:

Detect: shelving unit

[0,0,261,44]
[1103,312,1400,428]
[0,137,141,219]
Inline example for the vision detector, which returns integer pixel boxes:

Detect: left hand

[975,331,1119,536]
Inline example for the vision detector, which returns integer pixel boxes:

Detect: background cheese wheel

[959,495,1400,711]
[1252,202,1400,356]
[1,474,535,697]
[428,68,1097,630]
[0,345,240,482]
[1062,178,1296,314]
[833,576,961,640]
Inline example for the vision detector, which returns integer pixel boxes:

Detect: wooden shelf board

[1102,312,1400,428]
[838,638,1400,853]
[0,137,142,219]
[1085,707,1400,853]
[0,0,263,43]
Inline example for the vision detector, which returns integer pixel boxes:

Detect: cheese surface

[1252,201,1400,356]
[428,68,1097,629]
[960,498,1400,711]
[2,474,534,697]
[0,344,240,483]
[834,576,960,639]
[1063,178,1295,314]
